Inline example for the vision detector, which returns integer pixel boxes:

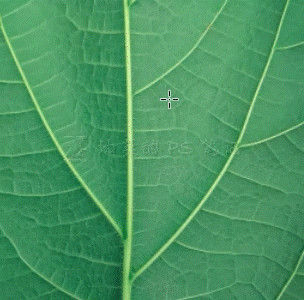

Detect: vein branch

[276,247,304,299]
[0,16,122,238]
[132,0,290,281]
[0,225,81,300]
[133,0,228,96]
[240,120,304,148]
[277,40,304,50]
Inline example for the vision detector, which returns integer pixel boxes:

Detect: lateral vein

[0,16,123,238]
[0,225,82,300]
[276,247,304,299]
[277,40,304,50]
[133,0,228,96]
[240,120,304,148]
[132,0,290,281]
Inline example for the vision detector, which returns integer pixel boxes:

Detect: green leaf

[0,0,304,299]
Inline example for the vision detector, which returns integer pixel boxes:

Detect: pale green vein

[277,40,304,50]
[47,246,121,267]
[176,283,237,299]
[276,247,304,299]
[132,147,239,282]
[0,17,123,239]
[240,120,304,148]
[1,0,33,19]
[122,0,134,299]
[0,225,81,300]
[31,289,58,300]
[202,208,303,240]
[132,0,290,281]
[0,79,23,84]
[228,170,287,194]
[234,0,290,146]
[176,240,294,267]
[133,0,228,96]
[66,15,124,35]
[0,186,82,197]
[128,0,137,6]
[0,108,35,115]
[9,20,47,41]
[0,148,56,158]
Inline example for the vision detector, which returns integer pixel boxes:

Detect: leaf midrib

[122,0,134,299]
[0,1,296,298]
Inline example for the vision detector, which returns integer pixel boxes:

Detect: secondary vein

[132,0,290,282]
[0,225,82,300]
[240,120,304,148]
[276,247,304,299]
[133,0,228,96]
[0,16,123,238]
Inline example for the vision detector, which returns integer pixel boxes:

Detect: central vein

[122,0,134,299]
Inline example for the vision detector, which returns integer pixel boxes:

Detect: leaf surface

[0,0,304,299]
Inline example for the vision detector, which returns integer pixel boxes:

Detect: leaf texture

[0,0,304,299]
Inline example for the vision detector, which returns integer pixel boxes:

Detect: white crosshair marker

[160,90,179,109]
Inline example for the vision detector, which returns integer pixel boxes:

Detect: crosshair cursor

[160,90,179,109]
